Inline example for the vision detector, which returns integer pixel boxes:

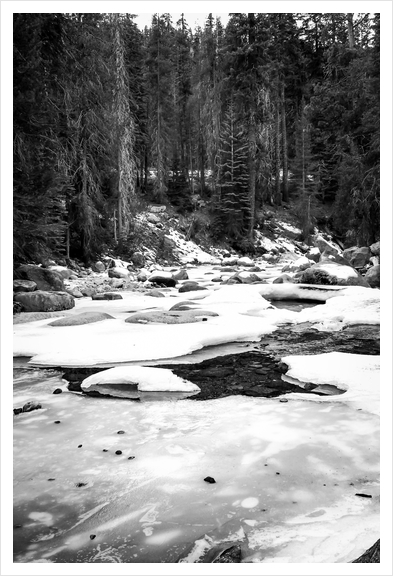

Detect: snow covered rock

[272,274,294,284]
[364,265,380,288]
[147,213,160,224]
[172,269,189,281]
[281,256,312,272]
[314,235,341,257]
[14,264,64,292]
[281,352,379,415]
[48,265,74,279]
[125,309,218,324]
[108,267,130,279]
[66,288,84,298]
[81,366,200,394]
[178,282,207,293]
[13,290,75,313]
[222,256,238,266]
[13,279,37,293]
[49,312,115,326]
[295,261,370,287]
[237,256,254,267]
[343,246,372,269]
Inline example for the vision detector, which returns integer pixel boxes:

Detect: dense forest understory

[13,12,379,264]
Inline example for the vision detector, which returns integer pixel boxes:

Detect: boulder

[369,241,380,257]
[347,246,372,269]
[178,282,208,293]
[109,278,125,288]
[14,264,64,291]
[13,291,75,312]
[148,272,176,287]
[80,287,96,297]
[125,309,218,324]
[172,269,189,281]
[66,288,84,298]
[237,256,254,267]
[108,267,129,279]
[364,265,380,288]
[282,256,311,273]
[222,256,238,266]
[49,265,74,279]
[131,252,145,267]
[137,270,148,282]
[149,205,167,213]
[147,213,160,224]
[273,274,294,284]
[92,261,106,273]
[295,262,370,287]
[305,247,320,263]
[13,279,37,293]
[227,272,263,285]
[147,289,165,298]
[92,293,123,301]
[49,312,115,326]
[313,235,340,257]
[342,246,358,262]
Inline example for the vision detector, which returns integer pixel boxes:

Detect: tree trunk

[347,13,355,48]
[248,118,256,240]
[281,83,288,202]
[275,100,281,205]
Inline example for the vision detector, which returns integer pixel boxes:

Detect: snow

[13,374,379,564]
[281,352,380,415]
[81,366,200,393]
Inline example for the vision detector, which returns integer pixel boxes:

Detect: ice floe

[281,352,380,415]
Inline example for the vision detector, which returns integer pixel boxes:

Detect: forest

[13,12,380,265]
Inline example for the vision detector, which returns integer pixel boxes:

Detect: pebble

[48,478,55,481]
[78,445,82,448]
[54,421,61,424]
[103,449,108,452]
[90,534,96,540]
[76,482,87,488]
[14,525,22,529]
[355,493,372,498]
[115,450,122,455]
[204,476,216,484]
[53,389,62,394]
[117,430,125,434]
[128,456,135,460]
[279,398,288,403]
[276,472,280,475]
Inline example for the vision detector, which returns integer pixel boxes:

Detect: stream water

[12,267,380,564]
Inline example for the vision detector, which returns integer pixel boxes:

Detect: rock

[14,264,65,291]
[282,256,311,273]
[147,213,160,224]
[147,289,166,298]
[49,312,115,326]
[295,262,370,287]
[22,401,42,413]
[49,266,74,279]
[273,274,294,284]
[369,241,380,257]
[13,302,23,314]
[131,252,145,267]
[92,293,123,301]
[108,267,129,279]
[172,269,189,281]
[178,283,208,293]
[221,256,238,266]
[92,261,106,273]
[109,278,125,289]
[66,288,84,298]
[53,389,62,394]
[125,309,218,324]
[342,246,358,262]
[69,274,79,280]
[149,205,166,213]
[227,272,262,285]
[13,408,23,415]
[352,539,380,563]
[137,270,149,282]
[237,256,254,267]
[347,246,372,269]
[305,247,321,263]
[313,235,340,257]
[370,256,379,266]
[80,287,96,297]
[169,300,197,311]
[148,273,176,287]
[364,265,380,288]
[204,476,216,484]
[13,291,75,312]
[13,279,37,293]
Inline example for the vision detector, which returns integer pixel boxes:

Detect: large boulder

[14,264,64,291]
[131,252,145,267]
[364,265,380,288]
[295,261,370,287]
[108,267,129,279]
[172,269,189,281]
[313,235,340,257]
[222,256,238,266]
[91,261,106,273]
[48,265,74,279]
[148,272,176,287]
[343,246,372,269]
[13,290,75,312]
[305,247,321,263]
[13,280,37,293]
[237,256,255,267]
